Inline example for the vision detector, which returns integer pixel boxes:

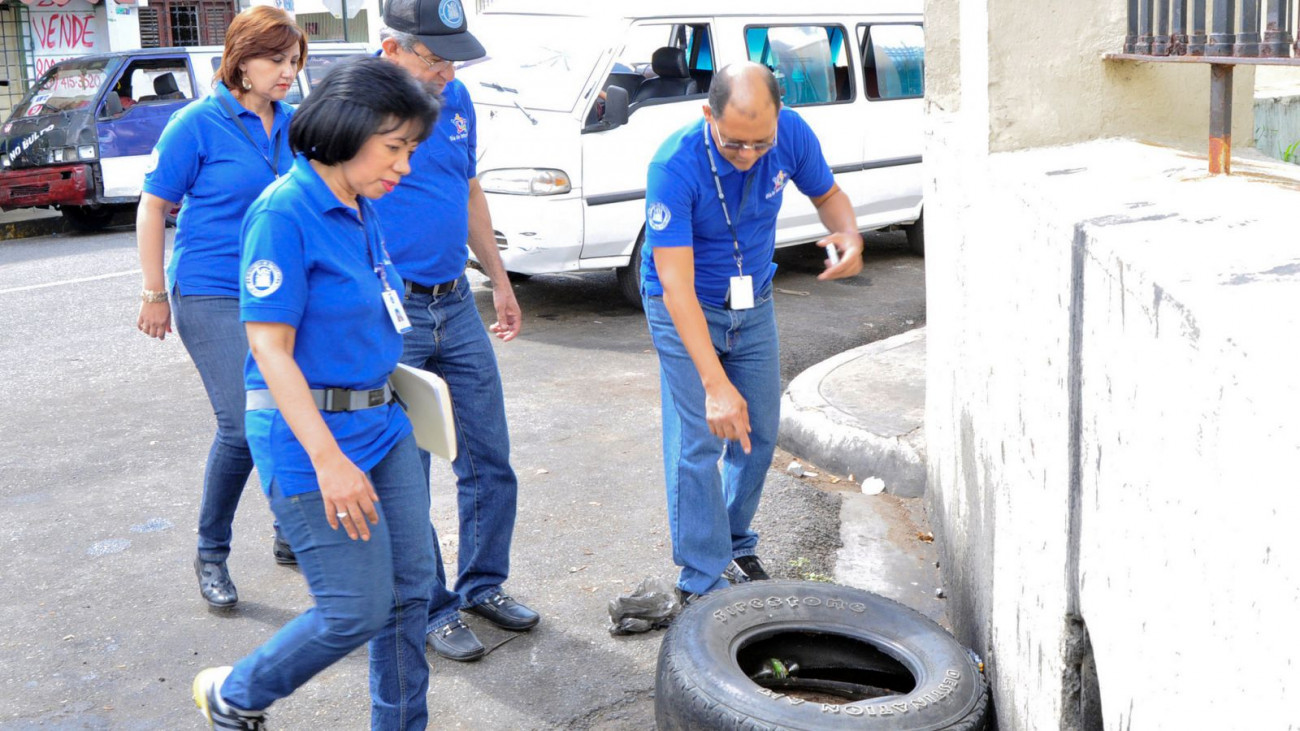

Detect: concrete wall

[927,0,1256,153]
[925,0,1300,728]
[927,136,1300,729]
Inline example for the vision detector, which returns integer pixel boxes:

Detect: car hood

[2,111,94,171]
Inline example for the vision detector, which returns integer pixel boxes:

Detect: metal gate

[0,1,32,120]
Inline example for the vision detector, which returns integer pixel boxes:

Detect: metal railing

[1109,0,1300,174]
[1122,0,1298,57]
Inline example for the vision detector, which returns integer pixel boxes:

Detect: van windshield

[457,15,608,113]
[10,58,118,120]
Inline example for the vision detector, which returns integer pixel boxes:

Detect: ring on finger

[336,511,349,519]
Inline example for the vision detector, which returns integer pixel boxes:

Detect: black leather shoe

[194,556,238,608]
[465,591,540,631]
[427,618,485,662]
[272,531,296,566]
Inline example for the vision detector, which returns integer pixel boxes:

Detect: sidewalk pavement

[778,327,945,625]
[780,326,926,498]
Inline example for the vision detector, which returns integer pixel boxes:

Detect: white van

[458,0,924,304]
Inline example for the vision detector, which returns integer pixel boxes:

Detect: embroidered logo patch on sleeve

[647,202,672,231]
[245,260,284,298]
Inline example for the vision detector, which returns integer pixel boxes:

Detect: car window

[305,52,365,86]
[589,21,711,122]
[859,24,924,101]
[744,25,852,107]
[10,58,118,118]
[112,59,192,109]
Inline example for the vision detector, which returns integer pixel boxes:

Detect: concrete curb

[0,213,67,241]
[778,327,927,498]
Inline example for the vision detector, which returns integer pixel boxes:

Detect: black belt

[245,384,394,412]
[405,276,460,297]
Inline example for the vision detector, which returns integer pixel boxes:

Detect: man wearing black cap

[374,0,538,664]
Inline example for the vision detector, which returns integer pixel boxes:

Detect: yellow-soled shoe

[193,666,267,730]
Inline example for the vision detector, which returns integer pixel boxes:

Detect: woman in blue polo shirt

[135,6,305,608]
[191,58,440,729]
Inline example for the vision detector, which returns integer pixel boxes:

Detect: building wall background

[923,0,1300,728]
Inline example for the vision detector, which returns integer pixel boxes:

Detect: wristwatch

[141,289,169,304]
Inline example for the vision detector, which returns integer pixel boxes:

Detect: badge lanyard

[215,93,283,178]
[703,121,757,309]
[358,203,412,334]
[702,120,747,280]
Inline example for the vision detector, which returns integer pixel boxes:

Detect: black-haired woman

[192,57,441,730]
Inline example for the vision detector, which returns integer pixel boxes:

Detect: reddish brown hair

[215,6,308,92]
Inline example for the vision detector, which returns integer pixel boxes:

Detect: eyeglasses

[412,50,456,73]
[712,123,778,153]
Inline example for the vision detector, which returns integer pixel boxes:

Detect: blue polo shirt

[641,107,835,307]
[372,78,476,287]
[239,155,412,497]
[144,81,293,296]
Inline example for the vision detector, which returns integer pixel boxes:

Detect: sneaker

[193,666,267,730]
[724,555,771,584]
[271,531,296,566]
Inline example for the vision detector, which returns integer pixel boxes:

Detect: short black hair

[290,56,440,165]
[708,63,782,118]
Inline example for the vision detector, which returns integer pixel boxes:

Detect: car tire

[61,204,119,233]
[655,581,988,731]
[905,214,924,257]
[615,231,645,309]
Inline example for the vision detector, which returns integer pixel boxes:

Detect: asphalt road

[0,225,924,729]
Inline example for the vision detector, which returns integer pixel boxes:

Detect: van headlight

[479,168,571,196]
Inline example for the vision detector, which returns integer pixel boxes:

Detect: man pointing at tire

[640,62,863,603]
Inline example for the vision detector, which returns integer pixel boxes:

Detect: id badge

[728,275,755,310]
[382,288,413,333]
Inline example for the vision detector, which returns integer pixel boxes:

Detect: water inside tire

[736,629,917,705]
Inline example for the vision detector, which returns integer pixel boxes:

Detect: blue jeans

[400,274,518,630]
[220,435,435,729]
[643,288,781,596]
[170,292,265,562]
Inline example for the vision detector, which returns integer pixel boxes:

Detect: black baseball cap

[383,0,485,62]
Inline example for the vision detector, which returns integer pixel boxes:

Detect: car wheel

[905,214,924,257]
[61,205,119,233]
[655,581,989,731]
[615,231,645,309]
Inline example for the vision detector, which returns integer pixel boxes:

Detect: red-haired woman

[134,6,307,609]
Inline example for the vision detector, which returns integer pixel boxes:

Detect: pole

[1209,64,1232,175]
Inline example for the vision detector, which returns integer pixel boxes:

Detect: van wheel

[615,233,644,309]
[61,205,118,232]
[655,581,989,730]
[904,214,924,257]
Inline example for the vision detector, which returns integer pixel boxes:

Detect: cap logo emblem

[438,0,464,29]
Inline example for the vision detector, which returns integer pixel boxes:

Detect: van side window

[744,25,853,107]
[860,24,924,101]
[116,59,193,107]
[591,22,712,124]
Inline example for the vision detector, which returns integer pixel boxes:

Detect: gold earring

[241,77,252,91]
